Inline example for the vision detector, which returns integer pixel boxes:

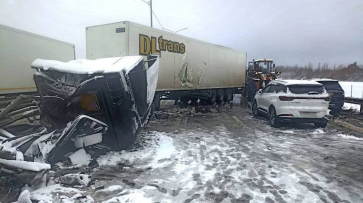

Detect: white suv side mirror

[258,89,263,94]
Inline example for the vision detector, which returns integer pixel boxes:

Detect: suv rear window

[269,85,287,93]
[288,85,324,94]
[316,81,343,91]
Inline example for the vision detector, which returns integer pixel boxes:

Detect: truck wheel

[225,89,233,102]
[269,106,280,127]
[314,120,328,128]
[207,90,217,105]
[216,89,225,104]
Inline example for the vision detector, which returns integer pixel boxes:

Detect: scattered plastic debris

[59,173,91,186]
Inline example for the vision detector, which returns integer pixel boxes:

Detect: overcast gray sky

[1,0,362,67]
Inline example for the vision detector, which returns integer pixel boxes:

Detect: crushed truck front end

[32,55,159,150]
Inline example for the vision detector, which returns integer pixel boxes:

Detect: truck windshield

[288,85,324,94]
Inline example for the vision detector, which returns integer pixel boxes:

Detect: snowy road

[3,104,363,203]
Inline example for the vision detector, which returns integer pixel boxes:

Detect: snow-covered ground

[20,105,363,203]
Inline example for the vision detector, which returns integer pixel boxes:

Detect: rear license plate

[300,112,317,117]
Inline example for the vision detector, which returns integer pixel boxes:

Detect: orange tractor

[244,59,281,102]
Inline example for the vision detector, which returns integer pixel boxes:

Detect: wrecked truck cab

[31,55,159,150]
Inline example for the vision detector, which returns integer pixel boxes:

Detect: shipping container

[86,21,246,108]
[0,24,75,95]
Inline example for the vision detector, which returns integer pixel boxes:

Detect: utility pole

[150,0,153,27]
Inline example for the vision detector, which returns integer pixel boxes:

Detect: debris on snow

[0,159,50,172]
[74,133,102,149]
[102,189,152,203]
[16,190,32,203]
[0,115,107,185]
[97,132,175,168]
[28,183,93,203]
[59,173,91,186]
[68,149,92,166]
[92,185,125,201]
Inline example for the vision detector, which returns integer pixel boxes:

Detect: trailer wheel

[216,89,225,104]
[225,89,233,102]
[207,90,217,105]
[191,98,198,103]
[180,96,189,104]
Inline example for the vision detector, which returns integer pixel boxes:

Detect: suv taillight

[279,96,294,101]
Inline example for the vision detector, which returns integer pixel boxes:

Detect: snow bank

[311,129,325,134]
[343,103,361,112]
[337,133,363,140]
[97,132,175,167]
[31,56,143,75]
[280,130,295,134]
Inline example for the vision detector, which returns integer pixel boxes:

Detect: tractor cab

[247,59,277,78]
[245,59,281,102]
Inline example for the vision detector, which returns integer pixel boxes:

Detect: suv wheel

[252,100,260,117]
[314,120,328,128]
[269,106,280,127]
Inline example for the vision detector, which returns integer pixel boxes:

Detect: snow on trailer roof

[273,80,323,86]
[31,56,143,75]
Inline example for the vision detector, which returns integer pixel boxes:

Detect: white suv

[252,80,330,128]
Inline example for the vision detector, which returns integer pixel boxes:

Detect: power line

[140,0,187,33]
[140,0,172,32]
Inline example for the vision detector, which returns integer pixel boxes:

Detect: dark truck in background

[311,79,345,116]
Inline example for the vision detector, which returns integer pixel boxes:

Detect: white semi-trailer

[86,21,246,109]
[0,24,75,95]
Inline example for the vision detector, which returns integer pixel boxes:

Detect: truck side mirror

[273,63,275,68]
